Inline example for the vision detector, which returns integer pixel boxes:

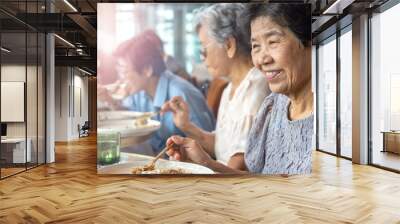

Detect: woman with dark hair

[142,30,192,82]
[98,31,215,155]
[166,3,314,175]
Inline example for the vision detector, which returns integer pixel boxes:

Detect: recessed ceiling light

[1,47,11,53]
[54,34,75,48]
[323,0,355,15]
[78,67,93,76]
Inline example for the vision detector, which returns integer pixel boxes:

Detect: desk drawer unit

[383,132,400,154]
[0,139,32,164]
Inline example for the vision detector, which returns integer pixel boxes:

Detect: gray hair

[193,3,251,57]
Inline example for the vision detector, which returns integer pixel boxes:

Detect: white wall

[55,67,89,141]
[55,67,69,141]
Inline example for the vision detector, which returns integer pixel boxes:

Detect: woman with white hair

[162,3,270,170]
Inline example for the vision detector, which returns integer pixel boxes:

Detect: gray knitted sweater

[245,93,314,174]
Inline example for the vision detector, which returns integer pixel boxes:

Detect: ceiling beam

[55,55,96,71]
[67,13,97,39]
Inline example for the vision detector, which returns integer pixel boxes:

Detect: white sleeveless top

[214,67,270,165]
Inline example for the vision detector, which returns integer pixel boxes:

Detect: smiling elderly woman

[166,3,314,175]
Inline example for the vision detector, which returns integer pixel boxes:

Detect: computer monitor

[1,123,7,137]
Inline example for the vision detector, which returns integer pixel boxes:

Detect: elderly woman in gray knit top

[166,3,313,175]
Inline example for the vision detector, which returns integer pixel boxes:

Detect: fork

[137,109,161,120]
[143,142,176,170]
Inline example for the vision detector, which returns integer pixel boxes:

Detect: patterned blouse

[245,93,314,175]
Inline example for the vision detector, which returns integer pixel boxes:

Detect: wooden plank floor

[372,151,400,171]
[1,167,26,177]
[1,135,400,224]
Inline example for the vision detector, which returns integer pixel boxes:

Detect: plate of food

[98,160,214,174]
[98,111,161,146]
[98,110,161,137]
[98,119,160,137]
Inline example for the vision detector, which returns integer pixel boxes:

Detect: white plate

[98,111,151,121]
[98,160,214,174]
[98,119,160,137]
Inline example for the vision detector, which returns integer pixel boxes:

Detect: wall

[54,67,89,141]
[54,67,69,141]
[72,72,89,138]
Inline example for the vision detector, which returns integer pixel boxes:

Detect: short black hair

[114,31,166,76]
[142,29,164,53]
[242,3,312,47]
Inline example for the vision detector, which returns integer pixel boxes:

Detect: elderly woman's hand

[161,96,191,131]
[166,135,212,166]
[98,84,129,110]
[98,85,118,108]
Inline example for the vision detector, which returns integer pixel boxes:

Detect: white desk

[1,138,31,163]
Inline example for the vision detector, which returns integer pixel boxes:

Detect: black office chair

[79,121,90,138]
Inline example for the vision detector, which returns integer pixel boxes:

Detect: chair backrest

[82,121,90,129]
[206,77,229,119]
